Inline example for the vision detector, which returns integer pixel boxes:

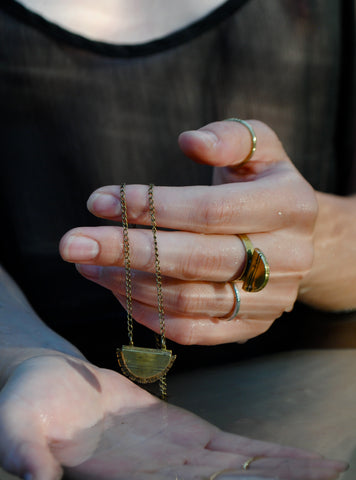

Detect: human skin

[60,120,323,345]
[61,120,356,345]
[0,266,347,480]
[0,120,350,480]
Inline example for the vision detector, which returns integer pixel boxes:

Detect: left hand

[0,354,346,480]
[60,120,318,345]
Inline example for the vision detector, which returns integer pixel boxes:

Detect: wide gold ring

[237,234,270,292]
[226,118,257,165]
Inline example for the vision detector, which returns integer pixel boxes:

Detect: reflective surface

[0,349,355,479]
[169,349,356,479]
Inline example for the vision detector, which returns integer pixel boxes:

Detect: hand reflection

[0,354,346,480]
[65,400,346,479]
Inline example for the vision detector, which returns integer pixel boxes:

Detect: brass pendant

[117,345,176,384]
[241,248,270,292]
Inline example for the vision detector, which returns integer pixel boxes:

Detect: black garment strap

[0,0,251,58]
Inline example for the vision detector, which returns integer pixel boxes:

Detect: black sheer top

[0,0,355,369]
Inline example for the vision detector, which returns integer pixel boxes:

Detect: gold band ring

[237,234,270,292]
[209,469,230,480]
[237,234,254,280]
[242,455,264,470]
[209,455,263,479]
[221,282,240,321]
[226,118,257,165]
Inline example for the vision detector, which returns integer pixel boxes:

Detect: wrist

[298,192,356,311]
[0,343,86,389]
[0,308,85,386]
[0,266,86,385]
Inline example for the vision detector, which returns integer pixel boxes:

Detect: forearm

[298,192,356,311]
[0,264,84,384]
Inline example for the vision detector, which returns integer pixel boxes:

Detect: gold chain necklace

[116,184,176,399]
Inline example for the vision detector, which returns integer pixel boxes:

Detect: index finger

[87,164,310,234]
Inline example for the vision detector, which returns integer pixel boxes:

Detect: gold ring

[242,455,264,470]
[236,234,254,280]
[209,469,230,480]
[220,282,240,321]
[226,118,257,165]
[237,234,270,292]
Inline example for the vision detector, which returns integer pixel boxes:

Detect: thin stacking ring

[242,455,264,470]
[221,282,240,321]
[209,469,230,480]
[209,455,264,479]
[226,118,257,165]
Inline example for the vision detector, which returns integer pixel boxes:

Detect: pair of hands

[0,120,347,480]
[60,119,317,344]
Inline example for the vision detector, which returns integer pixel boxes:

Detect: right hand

[0,354,347,480]
[61,120,318,346]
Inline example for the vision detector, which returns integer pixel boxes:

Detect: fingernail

[64,236,99,261]
[76,264,102,279]
[87,192,121,216]
[191,129,219,149]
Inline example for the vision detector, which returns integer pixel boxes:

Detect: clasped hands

[60,119,317,345]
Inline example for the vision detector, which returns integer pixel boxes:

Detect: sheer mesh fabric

[0,0,354,367]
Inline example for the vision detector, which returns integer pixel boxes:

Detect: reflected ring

[242,455,264,470]
[209,469,231,480]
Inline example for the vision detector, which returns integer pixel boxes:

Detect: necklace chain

[120,184,168,398]
[120,183,134,345]
[120,183,167,348]
[148,183,167,350]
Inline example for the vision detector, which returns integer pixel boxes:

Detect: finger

[204,465,343,480]
[86,170,314,234]
[208,433,347,477]
[77,266,235,316]
[162,448,248,471]
[61,228,246,279]
[61,227,309,282]
[178,119,287,168]
[114,293,276,345]
[144,464,254,480]
[209,431,323,459]
[224,456,347,480]
[76,266,295,321]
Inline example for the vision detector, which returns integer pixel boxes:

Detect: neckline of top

[2,0,250,58]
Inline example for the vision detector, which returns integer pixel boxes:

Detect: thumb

[178,119,287,168]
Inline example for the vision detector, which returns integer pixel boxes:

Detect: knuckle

[252,119,283,150]
[171,323,196,345]
[289,182,318,227]
[175,285,195,313]
[279,240,314,279]
[180,246,220,280]
[134,230,155,271]
[197,195,236,232]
